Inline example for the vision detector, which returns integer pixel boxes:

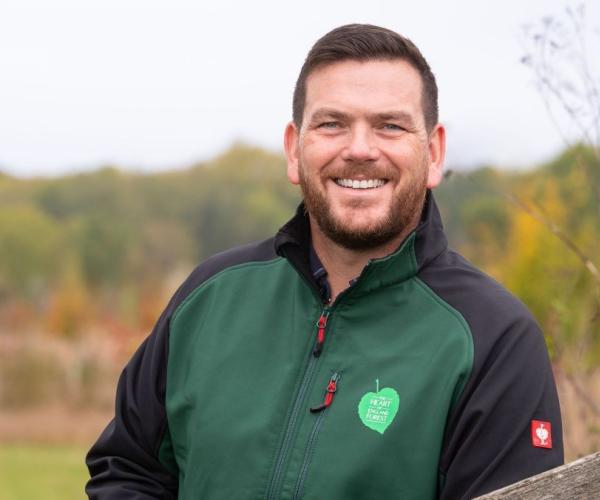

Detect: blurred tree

[0,205,61,300]
[77,213,136,289]
[46,255,91,338]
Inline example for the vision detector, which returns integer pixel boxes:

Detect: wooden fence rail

[474,451,600,499]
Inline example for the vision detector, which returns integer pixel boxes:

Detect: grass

[0,444,88,500]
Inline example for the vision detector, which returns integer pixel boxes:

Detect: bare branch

[502,191,600,285]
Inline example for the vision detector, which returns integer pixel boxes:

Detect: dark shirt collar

[309,241,360,304]
[308,242,332,304]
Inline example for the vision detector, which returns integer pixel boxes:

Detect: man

[87,24,563,499]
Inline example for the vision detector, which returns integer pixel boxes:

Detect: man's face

[284,59,444,250]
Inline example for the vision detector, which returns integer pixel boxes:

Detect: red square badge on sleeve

[531,420,552,449]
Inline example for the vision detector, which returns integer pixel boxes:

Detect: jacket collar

[274,190,448,296]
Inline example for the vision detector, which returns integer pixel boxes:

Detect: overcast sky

[0,0,595,177]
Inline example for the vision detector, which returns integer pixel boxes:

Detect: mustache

[324,162,398,180]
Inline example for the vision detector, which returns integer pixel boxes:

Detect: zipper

[293,373,341,499]
[309,372,339,412]
[265,247,359,499]
[312,310,330,357]
[265,309,331,500]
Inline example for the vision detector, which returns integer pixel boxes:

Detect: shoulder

[165,237,280,318]
[418,248,538,340]
[417,248,548,389]
[417,248,555,417]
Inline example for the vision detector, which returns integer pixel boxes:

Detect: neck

[310,219,418,301]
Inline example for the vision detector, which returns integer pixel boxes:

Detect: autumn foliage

[0,143,598,456]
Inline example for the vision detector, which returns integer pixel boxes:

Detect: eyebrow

[372,111,416,126]
[308,108,417,128]
[308,108,350,124]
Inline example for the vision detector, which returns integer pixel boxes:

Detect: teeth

[335,179,386,189]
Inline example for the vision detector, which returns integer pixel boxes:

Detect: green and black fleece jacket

[86,192,563,499]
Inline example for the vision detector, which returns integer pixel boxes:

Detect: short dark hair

[292,24,438,133]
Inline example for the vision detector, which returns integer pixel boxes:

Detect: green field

[0,444,88,500]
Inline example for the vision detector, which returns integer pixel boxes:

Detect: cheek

[400,138,428,159]
[388,141,428,173]
[301,135,342,168]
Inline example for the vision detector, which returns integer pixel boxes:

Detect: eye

[318,121,341,129]
[382,123,404,131]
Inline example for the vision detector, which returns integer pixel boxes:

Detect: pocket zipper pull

[310,373,340,413]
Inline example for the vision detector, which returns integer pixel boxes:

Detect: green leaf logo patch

[358,379,399,435]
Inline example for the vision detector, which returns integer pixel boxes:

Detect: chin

[333,206,389,228]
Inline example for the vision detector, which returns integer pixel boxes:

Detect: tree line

[0,143,598,368]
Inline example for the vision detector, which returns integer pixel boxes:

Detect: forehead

[303,59,424,123]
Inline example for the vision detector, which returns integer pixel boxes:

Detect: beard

[298,160,428,251]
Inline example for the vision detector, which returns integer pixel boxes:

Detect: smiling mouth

[334,178,388,190]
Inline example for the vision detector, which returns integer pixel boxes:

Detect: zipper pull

[310,373,340,413]
[313,311,329,357]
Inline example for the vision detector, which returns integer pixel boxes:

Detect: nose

[340,125,380,162]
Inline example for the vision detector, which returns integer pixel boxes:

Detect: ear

[284,121,300,185]
[426,123,446,189]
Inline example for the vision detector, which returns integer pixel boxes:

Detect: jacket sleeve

[85,304,179,499]
[439,314,564,500]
